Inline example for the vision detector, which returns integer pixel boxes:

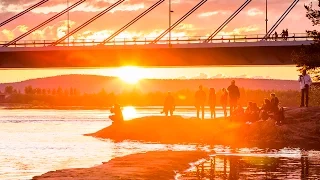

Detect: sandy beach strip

[32,151,208,180]
[88,107,320,150]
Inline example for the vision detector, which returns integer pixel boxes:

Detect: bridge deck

[0,34,313,67]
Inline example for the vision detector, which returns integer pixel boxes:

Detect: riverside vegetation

[1,84,320,108]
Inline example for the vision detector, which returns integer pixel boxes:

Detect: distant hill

[0,74,299,93]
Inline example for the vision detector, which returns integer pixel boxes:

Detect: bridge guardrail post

[33,41,35,47]
[234,35,235,42]
[245,36,247,42]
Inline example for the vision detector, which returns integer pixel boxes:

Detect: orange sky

[0,0,315,83]
[0,0,319,41]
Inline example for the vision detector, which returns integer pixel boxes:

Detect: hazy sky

[0,0,315,83]
[0,0,319,41]
[0,66,300,83]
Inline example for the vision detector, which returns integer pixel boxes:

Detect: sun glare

[122,106,137,120]
[116,66,144,84]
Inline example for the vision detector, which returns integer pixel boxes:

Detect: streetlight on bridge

[265,0,268,34]
[67,0,70,46]
[169,0,174,46]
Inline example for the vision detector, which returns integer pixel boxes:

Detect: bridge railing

[0,33,314,47]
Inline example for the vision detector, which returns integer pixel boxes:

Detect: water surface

[0,108,319,180]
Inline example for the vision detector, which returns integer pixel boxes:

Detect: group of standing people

[110,69,312,125]
[163,80,240,120]
[272,29,289,41]
[198,80,240,120]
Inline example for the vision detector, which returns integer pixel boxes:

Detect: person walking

[209,88,216,119]
[195,85,206,120]
[299,69,312,107]
[274,31,278,41]
[227,80,240,116]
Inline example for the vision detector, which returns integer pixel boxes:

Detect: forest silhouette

[2,84,320,108]
[1,75,319,108]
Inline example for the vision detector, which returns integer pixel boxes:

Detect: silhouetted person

[109,103,123,124]
[281,29,285,40]
[227,80,240,117]
[299,69,312,107]
[270,93,279,113]
[285,28,289,40]
[162,91,175,116]
[274,31,278,41]
[195,85,206,120]
[245,102,259,122]
[233,105,245,122]
[221,88,228,118]
[209,88,216,119]
[260,99,272,120]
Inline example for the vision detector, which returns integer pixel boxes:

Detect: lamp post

[67,0,70,46]
[169,0,173,46]
[265,0,268,34]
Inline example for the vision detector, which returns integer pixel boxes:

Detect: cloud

[235,74,248,78]
[247,8,263,16]
[192,73,208,79]
[210,74,226,79]
[1,29,14,40]
[198,11,219,17]
[198,10,228,18]
[217,25,260,36]
[0,0,316,41]
[1,0,146,14]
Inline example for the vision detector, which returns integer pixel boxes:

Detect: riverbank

[32,151,207,180]
[88,107,320,150]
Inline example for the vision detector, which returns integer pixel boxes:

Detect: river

[0,107,319,180]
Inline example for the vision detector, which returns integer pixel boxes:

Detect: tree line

[1,85,320,107]
[3,85,81,96]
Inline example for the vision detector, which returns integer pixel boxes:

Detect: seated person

[261,99,272,112]
[109,104,123,124]
[270,93,280,113]
[245,102,260,123]
[233,105,245,121]
[245,102,253,114]
[251,103,260,121]
[260,99,272,120]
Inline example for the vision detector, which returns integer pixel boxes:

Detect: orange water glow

[122,106,138,120]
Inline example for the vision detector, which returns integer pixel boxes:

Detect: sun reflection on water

[122,106,138,120]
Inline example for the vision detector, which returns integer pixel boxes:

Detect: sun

[116,66,144,84]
